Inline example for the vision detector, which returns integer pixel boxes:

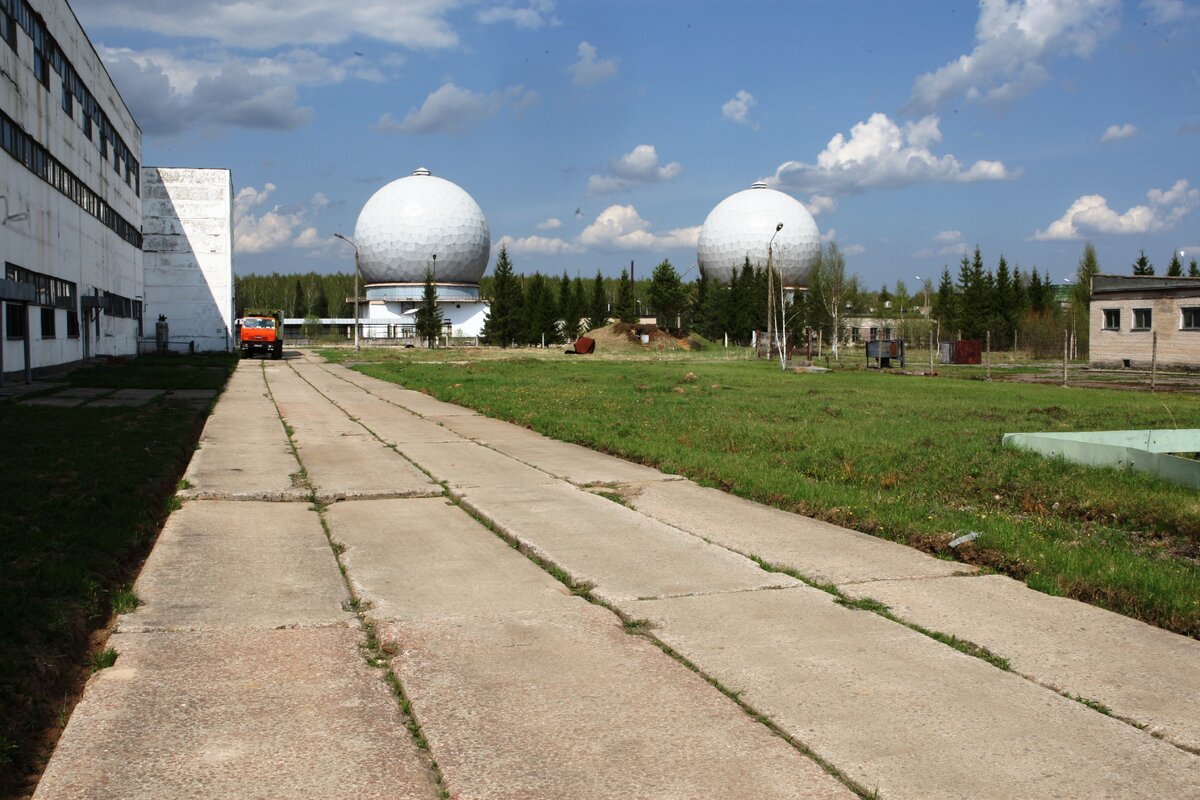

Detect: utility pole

[333,233,361,351]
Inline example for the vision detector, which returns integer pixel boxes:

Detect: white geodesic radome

[696,182,820,286]
[354,168,490,289]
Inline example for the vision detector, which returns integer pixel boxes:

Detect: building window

[67,310,79,338]
[1183,307,1200,331]
[6,302,24,338]
[61,81,73,116]
[1133,308,1152,331]
[1,9,15,52]
[1103,309,1120,330]
[40,307,55,338]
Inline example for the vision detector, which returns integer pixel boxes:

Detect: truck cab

[237,311,284,359]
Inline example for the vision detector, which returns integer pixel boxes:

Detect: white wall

[364,298,489,337]
[1,0,143,371]
[141,168,234,352]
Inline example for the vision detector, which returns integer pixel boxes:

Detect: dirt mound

[582,323,690,352]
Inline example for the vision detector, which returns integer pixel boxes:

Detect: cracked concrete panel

[396,440,559,490]
[34,629,441,800]
[120,501,349,632]
[843,573,1200,753]
[388,604,854,800]
[430,413,679,485]
[294,437,441,502]
[628,479,972,584]
[455,481,797,603]
[633,588,1200,800]
[179,441,307,501]
[318,362,479,417]
[327,498,569,624]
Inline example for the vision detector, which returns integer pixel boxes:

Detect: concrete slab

[327,498,575,623]
[627,479,974,584]
[843,573,1200,753]
[385,603,854,800]
[295,436,441,502]
[119,501,350,632]
[396,439,558,489]
[55,386,112,398]
[20,395,85,407]
[455,481,797,602]
[633,588,1200,800]
[180,440,307,501]
[86,396,157,408]
[432,413,679,485]
[34,628,440,800]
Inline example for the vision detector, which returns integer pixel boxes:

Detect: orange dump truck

[237,309,284,359]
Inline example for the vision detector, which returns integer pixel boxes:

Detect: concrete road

[35,353,1200,799]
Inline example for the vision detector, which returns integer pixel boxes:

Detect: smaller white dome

[697,183,821,285]
[354,168,490,286]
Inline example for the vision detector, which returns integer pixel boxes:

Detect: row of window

[0,0,140,194]
[1102,308,1200,331]
[5,261,75,308]
[4,302,79,339]
[0,109,143,248]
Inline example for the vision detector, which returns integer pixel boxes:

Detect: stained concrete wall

[141,168,234,352]
[1,0,143,370]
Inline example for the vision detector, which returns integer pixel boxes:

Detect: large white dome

[354,168,490,286]
[696,182,820,285]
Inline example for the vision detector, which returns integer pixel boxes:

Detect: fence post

[985,331,991,381]
[1062,330,1069,387]
[928,330,934,375]
[1151,331,1158,391]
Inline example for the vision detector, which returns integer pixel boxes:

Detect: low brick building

[1090,274,1200,369]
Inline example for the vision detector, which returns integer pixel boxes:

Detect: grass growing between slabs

[338,352,1200,638]
[0,353,234,799]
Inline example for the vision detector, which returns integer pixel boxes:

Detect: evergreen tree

[1167,251,1184,276]
[649,259,687,332]
[521,273,558,345]
[414,268,443,347]
[690,266,711,337]
[561,275,585,342]
[614,268,638,323]
[1073,242,1100,356]
[480,246,523,347]
[878,284,892,307]
[1189,259,1200,277]
[587,271,609,330]
[1132,249,1154,276]
[994,256,1015,348]
[1028,268,1047,312]
[934,266,957,336]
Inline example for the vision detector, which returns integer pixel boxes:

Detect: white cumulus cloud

[768,113,1013,196]
[934,230,963,243]
[477,0,560,28]
[73,0,461,50]
[578,205,700,251]
[234,183,333,254]
[843,244,866,256]
[721,90,758,128]
[1100,123,1138,143]
[569,41,617,86]
[1141,0,1200,24]
[1034,179,1200,240]
[587,144,683,195]
[536,217,563,230]
[907,0,1119,113]
[495,234,583,256]
[377,82,538,134]
[804,195,837,216]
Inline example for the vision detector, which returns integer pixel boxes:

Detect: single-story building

[1090,274,1200,370]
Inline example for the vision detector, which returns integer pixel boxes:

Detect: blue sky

[73,0,1199,289]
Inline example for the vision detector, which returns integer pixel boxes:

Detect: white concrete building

[141,168,234,352]
[1,0,144,378]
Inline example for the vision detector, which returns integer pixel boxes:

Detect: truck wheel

[272,341,283,360]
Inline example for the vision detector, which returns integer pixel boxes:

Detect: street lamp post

[767,222,783,366]
[333,233,361,351]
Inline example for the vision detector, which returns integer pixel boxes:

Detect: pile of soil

[582,323,695,353]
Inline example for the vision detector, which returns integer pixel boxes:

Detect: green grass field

[329,348,1200,639]
[0,353,234,798]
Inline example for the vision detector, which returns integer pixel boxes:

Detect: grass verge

[0,353,234,798]
[338,352,1200,638]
